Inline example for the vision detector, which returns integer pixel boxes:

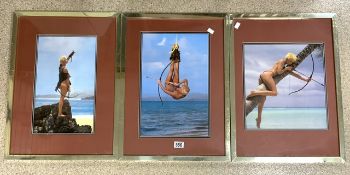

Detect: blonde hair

[172,43,179,51]
[59,55,67,63]
[285,53,298,63]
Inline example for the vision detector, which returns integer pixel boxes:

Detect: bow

[158,61,172,105]
[288,54,315,95]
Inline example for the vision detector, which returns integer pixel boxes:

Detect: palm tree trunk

[245,44,322,116]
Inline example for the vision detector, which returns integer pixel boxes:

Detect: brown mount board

[234,18,339,156]
[124,18,225,156]
[10,16,116,155]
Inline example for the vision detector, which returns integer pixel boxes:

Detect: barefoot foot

[58,114,67,118]
[256,118,261,129]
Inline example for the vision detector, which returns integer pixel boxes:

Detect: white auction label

[234,22,241,29]
[174,141,185,149]
[207,28,215,34]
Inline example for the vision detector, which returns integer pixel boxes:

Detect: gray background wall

[0,0,349,174]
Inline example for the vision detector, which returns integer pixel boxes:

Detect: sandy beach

[74,115,94,132]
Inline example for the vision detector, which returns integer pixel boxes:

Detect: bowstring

[158,61,172,105]
[288,54,315,95]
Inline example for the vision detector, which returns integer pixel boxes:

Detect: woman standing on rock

[55,51,74,117]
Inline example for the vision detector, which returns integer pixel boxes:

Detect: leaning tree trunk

[245,44,322,116]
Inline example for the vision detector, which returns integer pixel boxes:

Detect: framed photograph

[244,43,327,130]
[232,14,344,158]
[140,33,210,137]
[33,36,97,134]
[122,14,227,157]
[8,12,116,155]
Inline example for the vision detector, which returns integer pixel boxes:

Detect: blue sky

[141,33,209,100]
[35,36,96,96]
[244,44,326,107]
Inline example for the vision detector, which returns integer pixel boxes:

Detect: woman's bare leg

[173,61,179,84]
[165,62,174,83]
[256,96,266,128]
[247,73,277,98]
[164,62,175,91]
[58,83,68,116]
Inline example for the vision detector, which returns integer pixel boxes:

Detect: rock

[50,100,72,119]
[33,105,51,120]
[32,100,92,133]
[33,120,43,127]
[33,126,39,133]
[43,114,55,132]
[34,100,72,119]
[75,125,92,133]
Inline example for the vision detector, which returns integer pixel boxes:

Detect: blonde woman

[157,44,190,100]
[55,52,74,117]
[246,53,311,128]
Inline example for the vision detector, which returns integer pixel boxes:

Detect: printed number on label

[174,141,185,149]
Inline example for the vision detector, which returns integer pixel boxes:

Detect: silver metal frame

[230,13,345,163]
[116,13,231,161]
[5,11,119,160]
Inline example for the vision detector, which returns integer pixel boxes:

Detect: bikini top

[55,64,70,91]
[59,64,70,81]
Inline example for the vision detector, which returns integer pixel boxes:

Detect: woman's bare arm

[181,79,188,85]
[157,80,178,97]
[167,82,179,86]
[290,71,310,82]
[168,79,188,87]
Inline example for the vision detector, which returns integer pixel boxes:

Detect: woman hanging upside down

[246,53,311,128]
[157,43,190,100]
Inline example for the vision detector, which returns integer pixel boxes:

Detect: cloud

[143,61,165,72]
[157,37,167,46]
[37,36,92,56]
[178,37,188,49]
[245,69,261,79]
[35,36,97,95]
[143,33,158,39]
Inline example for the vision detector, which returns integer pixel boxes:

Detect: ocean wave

[140,101,209,137]
[163,129,209,137]
[140,127,159,132]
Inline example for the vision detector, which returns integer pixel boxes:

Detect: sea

[245,107,328,129]
[140,101,209,137]
[34,98,95,118]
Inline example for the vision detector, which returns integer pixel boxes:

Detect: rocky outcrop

[33,100,92,133]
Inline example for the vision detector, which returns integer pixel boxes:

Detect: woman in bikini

[246,53,311,128]
[55,55,72,117]
[157,43,190,100]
